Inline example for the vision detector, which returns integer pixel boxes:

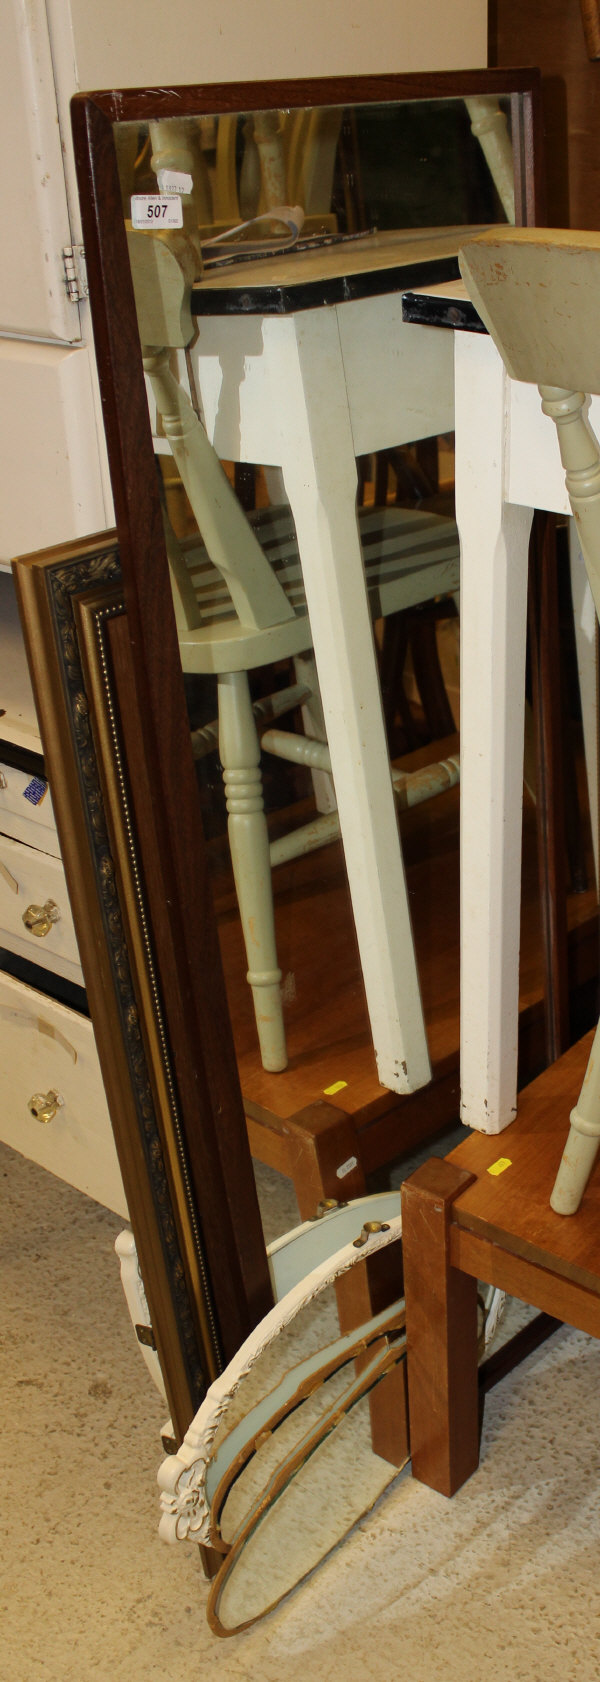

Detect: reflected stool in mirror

[129,228,461,1078]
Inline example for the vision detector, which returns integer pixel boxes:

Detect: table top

[192,223,490,316]
[402,276,484,332]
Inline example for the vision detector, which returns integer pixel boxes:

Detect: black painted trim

[192,255,462,316]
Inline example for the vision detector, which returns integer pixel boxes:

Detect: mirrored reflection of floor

[213,731,598,1134]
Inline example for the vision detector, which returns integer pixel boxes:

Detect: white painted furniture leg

[569,519,599,894]
[218,668,286,1072]
[455,332,533,1131]
[269,310,430,1094]
[115,1229,168,1401]
[538,384,600,1211]
[464,97,515,224]
[550,1018,600,1213]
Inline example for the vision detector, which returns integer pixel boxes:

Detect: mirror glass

[115,95,516,257]
[110,92,526,1132]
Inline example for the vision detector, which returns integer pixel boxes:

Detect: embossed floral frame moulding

[13,531,254,1442]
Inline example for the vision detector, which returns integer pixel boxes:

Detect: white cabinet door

[1,0,81,342]
[0,969,126,1215]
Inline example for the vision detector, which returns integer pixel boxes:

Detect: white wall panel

[53,0,487,90]
[0,338,108,561]
[0,1,79,341]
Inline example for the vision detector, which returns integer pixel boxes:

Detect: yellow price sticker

[487,1157,512,1177]
[323,1080,348,1096]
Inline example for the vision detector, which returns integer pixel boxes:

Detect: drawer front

[0,762,59,855]
[0,970,127,1216]
[0,833,83,985]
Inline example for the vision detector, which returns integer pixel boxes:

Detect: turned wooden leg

[569,520,599,894]
[293,650,337,814]
[219,669,286,1072]
[402,1158,479,1495]
[551,1016,600,1213]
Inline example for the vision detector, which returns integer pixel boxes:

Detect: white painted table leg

[266,310,430,1095]
[569,518,600,895]
[455,332,533,1132]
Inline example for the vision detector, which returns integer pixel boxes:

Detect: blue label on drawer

[23,776,48,807]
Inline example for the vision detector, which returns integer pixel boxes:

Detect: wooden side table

[401,1030,600,1497]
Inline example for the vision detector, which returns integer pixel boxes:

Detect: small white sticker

[156,168,193,195]
[131,194,183,230]
[336,1156,358,1180]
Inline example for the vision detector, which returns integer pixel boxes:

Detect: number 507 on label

[131,194,183,229]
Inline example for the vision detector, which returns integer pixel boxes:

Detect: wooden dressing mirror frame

[69,69,544,1419]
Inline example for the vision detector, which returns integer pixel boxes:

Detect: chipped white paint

[157,1194,404,1546]
[115,1230,167,1400]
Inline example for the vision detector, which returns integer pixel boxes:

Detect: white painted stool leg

[267,310,430,1094]
[218,670,286,1073]
[568,518,599,894]
[544,388,600,900]
[455,332,533,1131]
[551,1018,600,1213]
[540,387,600,613]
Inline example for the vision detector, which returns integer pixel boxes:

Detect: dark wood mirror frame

[69,68,544,1420]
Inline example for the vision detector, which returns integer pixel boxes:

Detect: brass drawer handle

[28,1089,64,1125]
[22,899,60,938]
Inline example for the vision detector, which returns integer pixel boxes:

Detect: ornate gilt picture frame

[13,531,272,1440]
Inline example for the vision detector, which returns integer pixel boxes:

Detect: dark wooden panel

[491,0,600,227]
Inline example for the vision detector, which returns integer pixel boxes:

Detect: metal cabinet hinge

[136,1322,157,1350]
[62,245,88,303]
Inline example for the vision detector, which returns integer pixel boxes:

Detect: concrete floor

[2,1138,600,1682]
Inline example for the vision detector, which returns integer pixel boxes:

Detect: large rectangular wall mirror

[70,71,544,1369]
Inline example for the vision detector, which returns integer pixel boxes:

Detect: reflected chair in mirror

[128,228,461,1075]
[141,108,343,245]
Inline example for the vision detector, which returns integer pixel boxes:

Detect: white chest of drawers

[0,567,127,1216]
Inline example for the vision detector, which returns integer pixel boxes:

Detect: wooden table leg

[247,1099,408,1467]
[402,1157,479,1495]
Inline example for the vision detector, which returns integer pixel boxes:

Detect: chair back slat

[459,227,600,394]
[128,230,295,632]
